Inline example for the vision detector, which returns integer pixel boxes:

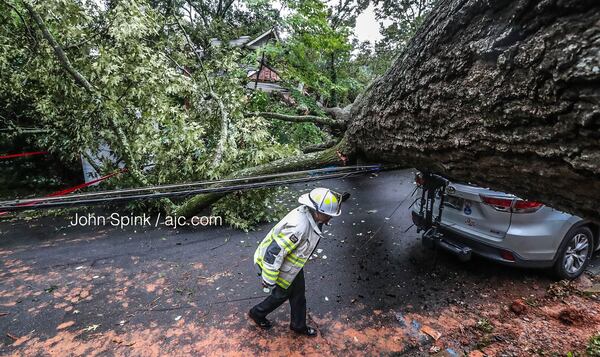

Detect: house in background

[210,28,288,93]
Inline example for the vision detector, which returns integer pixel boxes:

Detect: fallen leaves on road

[112,337,136,346]
[57,321,75,330]
[408,275,600,355]
[83,324,100,332]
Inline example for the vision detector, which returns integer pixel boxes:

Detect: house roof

[244,28,279,49]
[210,28,279,49]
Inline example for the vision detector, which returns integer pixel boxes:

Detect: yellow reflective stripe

[285,253,307,267]
[274,234,294,254]
[256,263,279,283]
[285,256,303,267]
[277,232,295,249]
[276,276,290,288]
[259,234,273,248]
[289,252,307,263]
[262,268,278,278]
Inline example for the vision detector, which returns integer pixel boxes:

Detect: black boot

[290,326,318,337]
[248,309,272,330]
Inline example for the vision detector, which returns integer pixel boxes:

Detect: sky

[353,4,384,44]
[271,0,385,45]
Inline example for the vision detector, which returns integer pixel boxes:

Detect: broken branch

[247,112,346,130]
[302,139,339,153]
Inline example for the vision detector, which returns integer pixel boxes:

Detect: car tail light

[500,250,515,262]
[512,200,543,213]
[480,195,543,213]
[480,195,513,212]
[415,172,424,186]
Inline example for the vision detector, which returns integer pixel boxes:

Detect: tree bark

[180,0,600,223]
[347,0,600,222]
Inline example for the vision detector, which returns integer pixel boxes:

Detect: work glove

[262,279,275,289]
[262,279,275,293]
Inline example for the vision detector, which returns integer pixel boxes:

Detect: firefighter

[248,187,348,337]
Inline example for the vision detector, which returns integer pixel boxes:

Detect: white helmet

[298,188,342,217]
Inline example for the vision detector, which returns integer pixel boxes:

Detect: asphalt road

[0,169,570,355]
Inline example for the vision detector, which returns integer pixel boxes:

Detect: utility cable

[0,166,380,212]
[2,165,380,205]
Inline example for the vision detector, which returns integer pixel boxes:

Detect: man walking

[249,187,348,336]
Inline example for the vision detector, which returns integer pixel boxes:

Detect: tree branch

[176,137,355,217]
[0,127,50,134]
[172,10,229,167]
[3,0,37,47]
[24,1,175,212]
[302,139,339,153]
[318,103,352,123]
[247,112,347,130]
[24,1,94,93]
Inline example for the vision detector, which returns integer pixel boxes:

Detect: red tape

[0,169,125,216]
[0,151,48,160]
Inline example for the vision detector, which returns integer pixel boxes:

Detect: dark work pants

[251,269,307,330]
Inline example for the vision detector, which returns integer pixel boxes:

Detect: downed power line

[0,165,381,212]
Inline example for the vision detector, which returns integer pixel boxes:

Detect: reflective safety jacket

[254,205,323,289]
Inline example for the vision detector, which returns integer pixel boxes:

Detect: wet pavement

[0,169,593,356]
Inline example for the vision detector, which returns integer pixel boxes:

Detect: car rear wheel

[554,226,594,280]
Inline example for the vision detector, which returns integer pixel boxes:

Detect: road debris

[509,299,527,315]
[429,345,441,353]
[557,308,585,325]
[6,332,19,341]
[112,337,136,346]
[421,325,442,340]
[57,321,75,330]
[83,324,100,332]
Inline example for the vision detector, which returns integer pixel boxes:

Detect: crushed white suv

[411,172,599,279]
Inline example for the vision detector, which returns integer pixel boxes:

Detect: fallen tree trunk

[347,0,600,221]
[181,0,600,222]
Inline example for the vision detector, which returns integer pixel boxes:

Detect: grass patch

[476,318,494,333]
[587,333,600,356]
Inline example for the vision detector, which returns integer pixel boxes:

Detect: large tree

[180,0,600,223]
[348,0,600,221]
[3,0,598,224]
